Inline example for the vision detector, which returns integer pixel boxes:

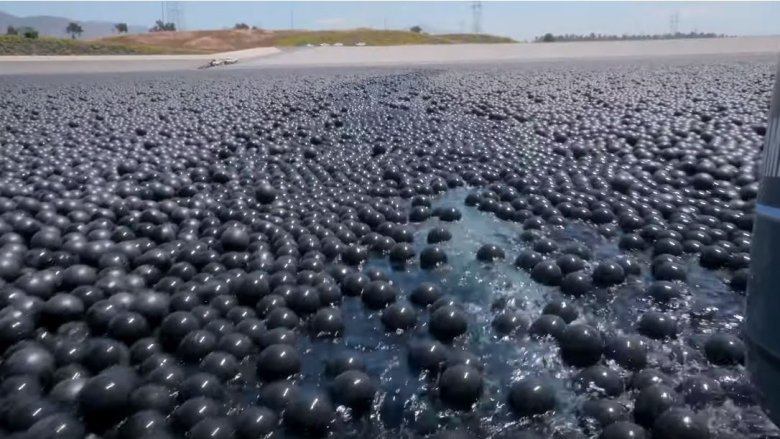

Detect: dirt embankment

[95,28,515,54]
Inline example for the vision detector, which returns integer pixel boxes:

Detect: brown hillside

[96,29,277,53]
[96,28,515,54]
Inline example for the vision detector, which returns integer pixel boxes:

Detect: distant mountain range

[0,10,147,39]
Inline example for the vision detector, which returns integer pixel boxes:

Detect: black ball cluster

[0,58,768,439]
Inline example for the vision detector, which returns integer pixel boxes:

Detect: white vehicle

[356,42,367,46]
[320,43,330,47]
[223,58,238,65]
[334,42,343,47]
[306,43,314,47]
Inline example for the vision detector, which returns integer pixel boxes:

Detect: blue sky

[2,1,778,41]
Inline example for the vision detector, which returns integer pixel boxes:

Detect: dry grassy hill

[0,35,179,55]
[0,28,515,56]
[96,28,515,54]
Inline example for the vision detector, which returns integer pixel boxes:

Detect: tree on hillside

[151,20,176,32]
[234,23,250,30]
[115,23,129,34]
[410,25,422,33]
[542,33,555,42]
[6,26,18,35]
[18,27,38,39]
[66,22,83,39]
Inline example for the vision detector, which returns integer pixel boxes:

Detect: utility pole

[471,1,483,34]
[383,16,387,30]
[290,10,295,30]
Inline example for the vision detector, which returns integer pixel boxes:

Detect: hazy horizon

[2,2,778,41]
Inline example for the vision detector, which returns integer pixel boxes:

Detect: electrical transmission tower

[167,1,184,30]
[669,11,679,34]
[471,1,483,34]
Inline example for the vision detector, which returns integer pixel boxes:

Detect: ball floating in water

[507,377,556,417]
[703,333,745,366]
[476,244,506,262]
[438,364,483,409]
[558,324,604,367]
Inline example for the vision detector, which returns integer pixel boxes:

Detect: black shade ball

[309,307,344,338]
[427,227,452,244]
[592,262,626,287]
[331,370,377,412]
[633,384,681,428]
[574,365,624,397]
[558,324,604,367]
[582,399,628,427]
[604,335,648,371]
[173,397,222,430]
[409,282,442,307]
[492,310,530,336]
[542,298,578,323]
[257,344,301,381]
[637,311,678,340]
[235,406,278,438]
[515,250,544,271]
[508,378,556,417]
[678,376,724,409]
[703,333,745,365]
[438,364,483,409]
[531,260,563,286]
[79,372,134,429]
[189,417,236,439]
[600,422,647,439]
[530,314,566,339]
[26,413,86,439]
[560,271,593,297]
[647,281,684,304]
[420,245,448,269]
[652,408,710,439]
[381,302,418,331]
[429,305,468,342]
[283,391,336,437]
[476,244,505,262]
[408,339,448,373]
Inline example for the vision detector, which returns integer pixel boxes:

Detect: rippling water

[233,188,774,438]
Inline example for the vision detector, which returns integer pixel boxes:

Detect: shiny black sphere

[283,391,336,437]
[703,333,745,366]
[331,370,377,412]
[438,364,483,409]
[430,305,468,342]
[558,324,604,367]
[652,408,710,439]
[508,378,556,417]
[257,344,301,381]
[234,406,278,438]
[633,384,681,428]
